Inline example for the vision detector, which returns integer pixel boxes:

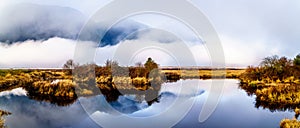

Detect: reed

[280,119,300,128]
[0,110,11,128]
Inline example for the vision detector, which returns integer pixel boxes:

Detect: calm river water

[0,79,294,128]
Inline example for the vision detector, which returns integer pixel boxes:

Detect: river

[0,79,294,128]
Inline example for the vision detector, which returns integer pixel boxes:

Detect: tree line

[63,57,159,78]
[240,54,300,83]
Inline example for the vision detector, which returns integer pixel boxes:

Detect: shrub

[0,118,3,128]
[280,119,300,128]
[29,80,76,97]
[0,110,11,128]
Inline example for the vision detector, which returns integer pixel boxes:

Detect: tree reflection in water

[239,83,300,119]
[23,81,164,109]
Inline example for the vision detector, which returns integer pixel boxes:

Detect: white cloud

[0,36,288,68]
[0,87,27,97]
[3,36,268,68]
[0,37,77,68]
[132,14,202,44]
[192,0,300,58]
[0,0,110,16]
[1,37,200,68]
[219,35,280,67]
[95,39,209,67]
[1,0,299,68]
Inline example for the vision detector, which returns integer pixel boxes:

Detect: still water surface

[0,79,294,128]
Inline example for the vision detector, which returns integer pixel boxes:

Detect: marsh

[0,79,294,128]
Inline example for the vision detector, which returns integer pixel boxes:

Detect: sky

[0,0,299,68]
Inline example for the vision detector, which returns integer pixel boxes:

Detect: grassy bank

[280,119,300,128]
[0,68,245,99]
[0,68,164,105]
[240,83,300,127]
[0,61,245,106]
[239,55,300,110]
[162,68,245,80]
[239,54,300,127]
[0,110,11,128]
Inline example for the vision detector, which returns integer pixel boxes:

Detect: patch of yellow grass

[0,119,3,128]
[162,69,245,78]
[280,119,300,128]
[31,80,76,97]
[0,110,11,128]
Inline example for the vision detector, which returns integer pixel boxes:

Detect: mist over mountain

[0,3,146,46]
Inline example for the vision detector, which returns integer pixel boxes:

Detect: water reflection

[239,83,299,118]
[20,81,162,108]
[0,86,182,128]
[0,95,93,128]
[27,94,77,106]
[1,79,294,128]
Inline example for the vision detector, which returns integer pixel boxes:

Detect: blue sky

[0,0,299,68]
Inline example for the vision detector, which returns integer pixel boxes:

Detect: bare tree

[63,59,76,69]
